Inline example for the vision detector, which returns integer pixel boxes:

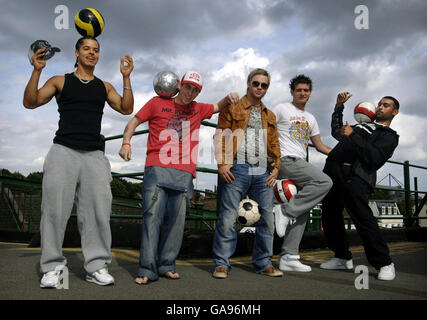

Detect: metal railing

[0,177,42,233]
[1,120,426,233]
[100,122,427,231]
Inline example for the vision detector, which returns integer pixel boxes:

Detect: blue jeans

[212,162,275,273]
[137,166,193,280]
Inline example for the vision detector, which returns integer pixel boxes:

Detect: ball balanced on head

[153,71,179,98]
[74,8,105,38]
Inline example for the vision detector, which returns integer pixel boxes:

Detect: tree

[27,172,43,183]
[110,177,129,197]
[0,168,25,180]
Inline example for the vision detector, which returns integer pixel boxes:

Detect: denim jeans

[137,166,193,280]
[212,162,275,273]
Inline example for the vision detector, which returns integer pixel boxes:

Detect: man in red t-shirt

[119,71,238,284]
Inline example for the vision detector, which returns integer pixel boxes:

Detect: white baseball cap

[181,71,203,91]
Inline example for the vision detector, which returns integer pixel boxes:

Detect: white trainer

[40,270,62,288]
[378,263,395,281]
[279,254,312,272]
[320,257,353,270]
[86,268,115,286]
[273,205,296,238]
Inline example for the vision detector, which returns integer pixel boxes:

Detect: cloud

[1,0,426,191]
[213,48,269,81]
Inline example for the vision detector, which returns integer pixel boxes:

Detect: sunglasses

[251,81,269,90]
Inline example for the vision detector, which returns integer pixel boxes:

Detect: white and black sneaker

[40,270,62,288]
[273,205,296,238]
[378,263,395,281]
[279,254,312,272]
[320,257,353,270]
[86,268,115,286]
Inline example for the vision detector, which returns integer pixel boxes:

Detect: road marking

[1,241,427,266]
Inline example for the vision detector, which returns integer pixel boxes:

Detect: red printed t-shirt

[135,97,214,177]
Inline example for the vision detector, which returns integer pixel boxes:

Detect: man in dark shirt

[320,92,399,281]
[23,36,134,288]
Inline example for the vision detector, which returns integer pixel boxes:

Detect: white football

[237,198,260,226]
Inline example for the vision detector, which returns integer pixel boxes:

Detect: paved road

[1,241,426,317]
[0,242,427,320]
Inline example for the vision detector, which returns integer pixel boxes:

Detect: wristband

[122,142,131,147]
[124,87,132,91]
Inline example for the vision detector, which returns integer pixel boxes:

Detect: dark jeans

[321,160,392,270]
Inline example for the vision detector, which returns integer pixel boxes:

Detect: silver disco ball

[153,71,179,98]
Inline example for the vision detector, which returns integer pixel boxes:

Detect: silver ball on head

[153,71,179,98]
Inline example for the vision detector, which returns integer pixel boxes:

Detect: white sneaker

[273,205,296,238]
[86,268,115,286]
[279,254,312,272]
[320,257,353,270]
[378,263,395,281]
[40,270,62,288]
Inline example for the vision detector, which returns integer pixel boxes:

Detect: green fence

[102,121,427,230]
[1,120,426,233]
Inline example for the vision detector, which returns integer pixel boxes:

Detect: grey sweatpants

[40,144,113,274]
[277,156,332,256]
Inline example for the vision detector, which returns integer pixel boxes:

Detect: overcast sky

[0,0,426,193]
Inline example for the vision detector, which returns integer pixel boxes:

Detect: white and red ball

[273,179,297,204]
[237,198,260,226]
[354,102,376,123]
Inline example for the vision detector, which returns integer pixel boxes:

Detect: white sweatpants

[39,144,113,274]
[278,156,332,256]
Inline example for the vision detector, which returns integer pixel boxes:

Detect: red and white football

[273,179,297,204]
[354,102,376,123]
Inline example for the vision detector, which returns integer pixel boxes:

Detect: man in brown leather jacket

[212,68,282,279]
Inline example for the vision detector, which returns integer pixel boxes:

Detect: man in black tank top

[24,36,134,288]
